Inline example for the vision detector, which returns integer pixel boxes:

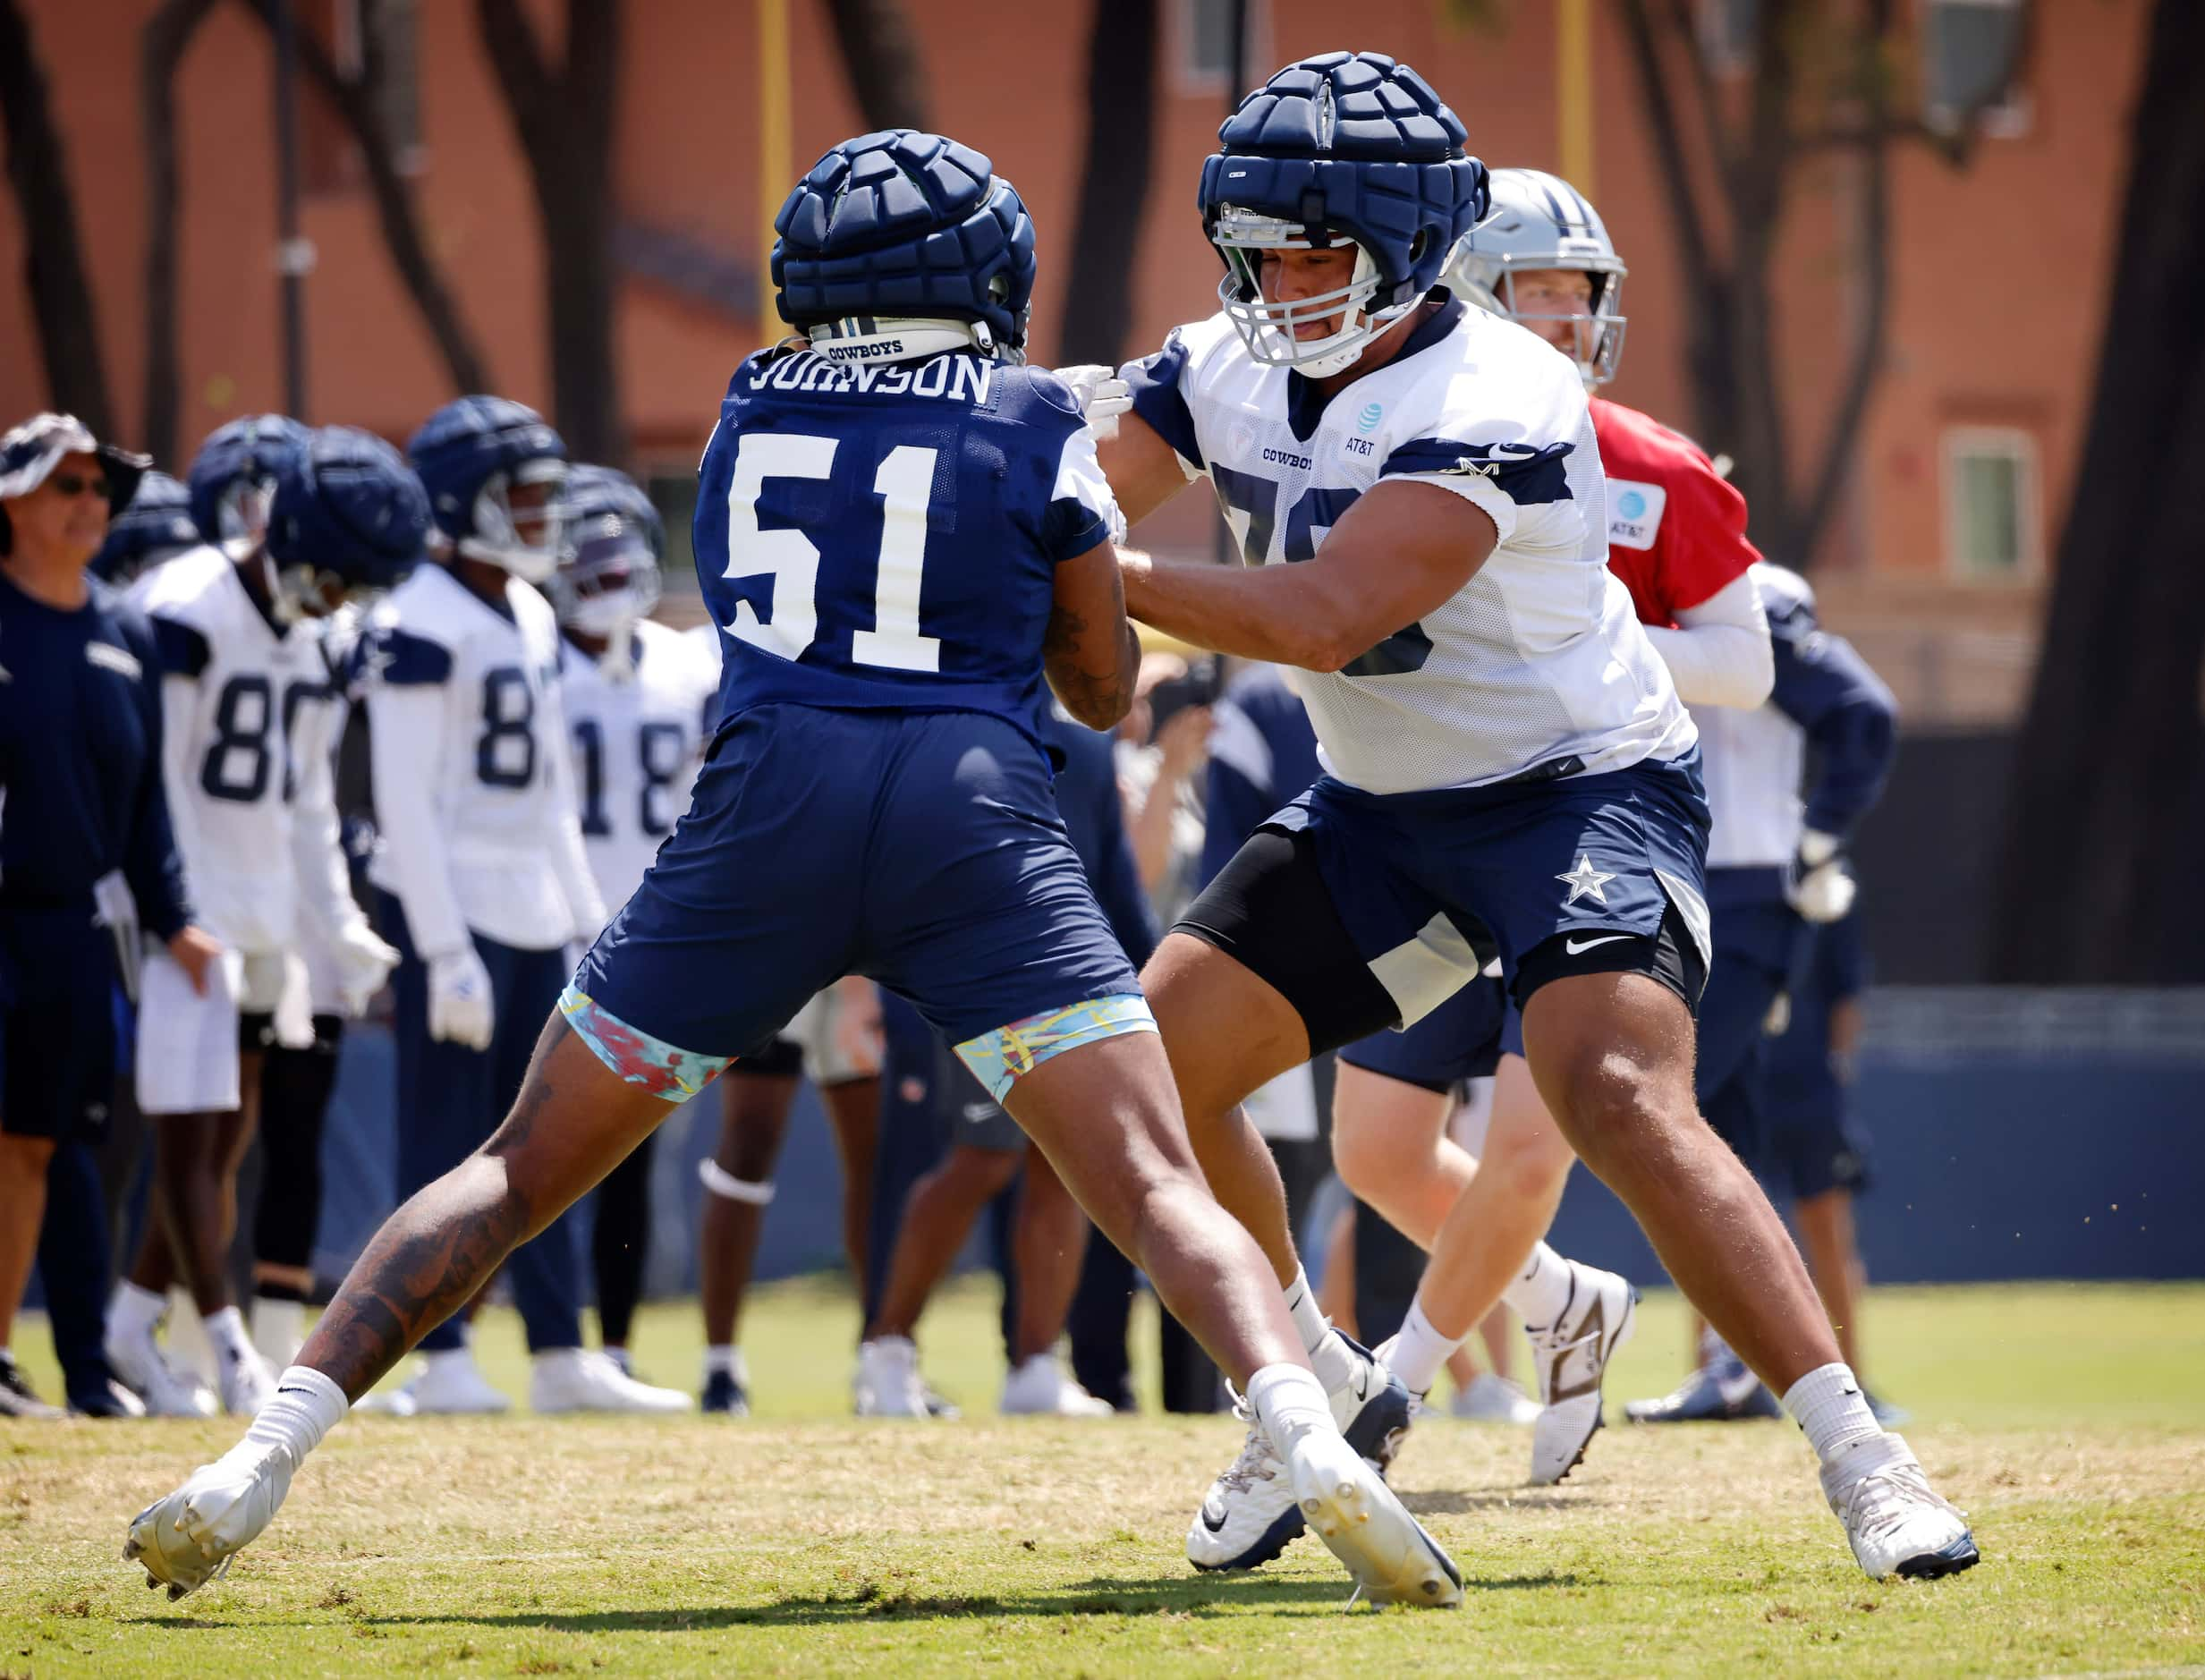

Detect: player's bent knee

[559,984,733,1102]
[952,993,1156,1103]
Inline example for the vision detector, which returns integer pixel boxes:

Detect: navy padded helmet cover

[771,130,1036,345]
[1200,51,1489,300]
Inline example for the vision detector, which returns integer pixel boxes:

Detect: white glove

[427,946,495,1050]
[1056,364,1132,440]
[327,920,400,1017]
[1786,828,1857,925]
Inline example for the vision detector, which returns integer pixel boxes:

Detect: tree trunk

[236,0,492,399]
[820,0,930,132]
[140,0,223,463]
[476,0,623,464]
[1992,0,2205,983]
[0,0,117,437]
[1056,0,1157,367]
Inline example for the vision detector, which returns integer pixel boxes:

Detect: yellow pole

[758,0,792,347]
[1556,0,1594,199]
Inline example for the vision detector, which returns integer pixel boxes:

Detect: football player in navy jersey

[127,132,1461,1611]
[1060,50,1974,1583]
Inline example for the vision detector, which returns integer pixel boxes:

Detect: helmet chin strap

[808,315,1003,364]
[597,616,638,683]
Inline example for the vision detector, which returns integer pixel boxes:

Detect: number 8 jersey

[133,545,342,955]
[695,345,1120,746]
[1124,293,1697,795]
[356,563,604,957]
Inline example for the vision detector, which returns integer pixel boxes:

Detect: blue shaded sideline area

[301,988,2203,1293]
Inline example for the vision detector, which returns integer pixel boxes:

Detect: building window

[1922,0,2031,136]
[1943,428,2040,578]
[1175,0,1265,96]
[645,471,700,597]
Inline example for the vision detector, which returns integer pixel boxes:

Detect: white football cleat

[1188,1332,1415,1572]
[217,1344,279,1418]
[1287,1429,1463,1608]
[105,1323,217,1418]
[363,1347,511,1416]
[1820,1431,1980,1580]
[1453,1372,1543,1426]
[530,1348,691,1414]
[1187,1395,1302,1571]
[1000,1353,1115,1416]
[123,1438,294,1601]
[1527,1261,1637,1485]
[853,1336,932,1419]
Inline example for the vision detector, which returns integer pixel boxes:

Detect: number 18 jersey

[694,346,1121,748]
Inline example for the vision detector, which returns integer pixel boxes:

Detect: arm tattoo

[296,1076,555,1398]
[1045,598,1138,728]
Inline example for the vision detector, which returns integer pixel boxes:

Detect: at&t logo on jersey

[1607,479,1668,551]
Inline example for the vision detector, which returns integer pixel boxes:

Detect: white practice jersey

[132,547,345,954]
[360,564,604,956]
[561,619,719,914]
[1126,294,1694,793]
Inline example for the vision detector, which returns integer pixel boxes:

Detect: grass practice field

[4,1278,2202,1677]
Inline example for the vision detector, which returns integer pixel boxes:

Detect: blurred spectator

[0,414,217,1418]
[1117,650,1214,919]
[1761,907,1901,1418]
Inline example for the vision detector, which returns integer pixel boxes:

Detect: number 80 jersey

[694,346,1121,747]
[1124,295,1696,795]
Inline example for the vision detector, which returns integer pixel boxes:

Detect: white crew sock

[702,1345,747,1381]
[1500,1243,1575,1331]
[1281,1266,1358,1394]
[231,1364,346,1471]
[1282,1266,1328,1355]
[425,1345,478,1376]
[1386,1297,1465,1396]
[1245,1362,1336,1456]
[203,1305,257,1370]
[108,1280,165,1343]
[1782,1362,1882,1464]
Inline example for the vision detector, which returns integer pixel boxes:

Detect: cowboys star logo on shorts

[1556,854,1616,906]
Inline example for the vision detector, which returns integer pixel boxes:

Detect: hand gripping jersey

[695,346,1119,746]
[1590,396,1760,625]
[1124,293,1693,793]
[131,546,344,955]
[359,564,602,955]
[561,618,720,912]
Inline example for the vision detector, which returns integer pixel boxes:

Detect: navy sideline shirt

[0,567,191,940]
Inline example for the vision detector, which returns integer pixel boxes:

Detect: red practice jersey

[1590,395,1760,626]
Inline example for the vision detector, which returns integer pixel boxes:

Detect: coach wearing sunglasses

[0,412,222,1418]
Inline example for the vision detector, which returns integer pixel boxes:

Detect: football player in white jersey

[1069,51,1976,1582]
[106,420,411,1418]
[548,465,717,1379]
[359,397,684,1417]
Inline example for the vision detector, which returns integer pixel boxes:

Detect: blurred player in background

[130,132,1459,1611]
[242,429,422,1367]
[106,416,376,1419]
[858,704,1155,1419]
[1073,53,1972,1582]
[694,980,882,1416]
[548,463,717,1379]
[1629,563,1899,1422]
[0,414,210,1420]
[1318,165,1780,1481]
[1760,906,1898,1415]
[357,396,682,1418]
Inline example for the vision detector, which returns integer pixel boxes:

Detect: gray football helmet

[1447,168,1627,388]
